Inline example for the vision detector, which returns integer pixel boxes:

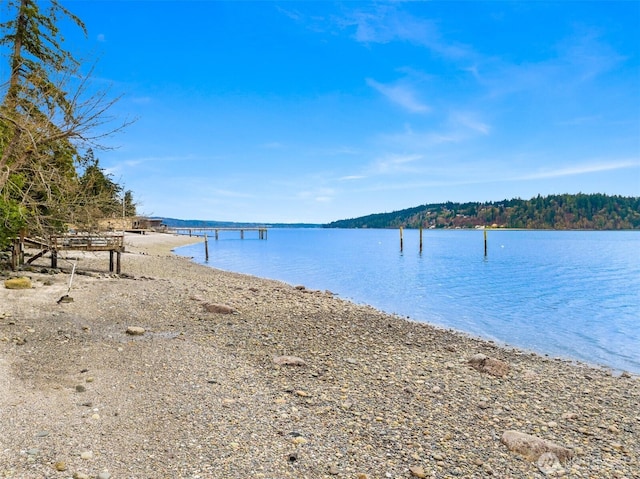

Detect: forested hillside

[325,194,640,230]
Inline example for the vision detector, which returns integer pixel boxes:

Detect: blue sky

[61,1,639,223]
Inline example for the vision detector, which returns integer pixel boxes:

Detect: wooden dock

[168,227,268,240]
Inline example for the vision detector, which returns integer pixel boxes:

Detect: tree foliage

[0,0,134,249]
[325,194,640,230]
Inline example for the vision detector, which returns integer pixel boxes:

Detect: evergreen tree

[0,0,133,248]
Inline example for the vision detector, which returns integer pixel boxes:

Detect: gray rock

[501,430,573,463]
[537,451,565,476]
[469,353,510,377]
[126,326,145,335]
[203,303,235,314]
[273,355,306,366]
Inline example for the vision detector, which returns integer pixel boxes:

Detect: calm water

[176,229,640,374]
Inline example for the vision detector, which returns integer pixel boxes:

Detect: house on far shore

[99,216,166,233]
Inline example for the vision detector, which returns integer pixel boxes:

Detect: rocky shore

[1,232,637,479]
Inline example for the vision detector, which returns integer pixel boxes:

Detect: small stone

[26,449,39,455]
[86,377,94,383]
[126,326,145,335]
[328,464,339,475]
[73,473,89,479]
[35,431,50,437]
[75,385,86,393]
[97,472,111,479]
[203,303,235,314]
[80,451,93,460]
[409,465,427,478]
[273,355,306,366]
[537,452,565,476]
[57,294,73,303]
[501,430,573,463]
[54,461,67,471]
[295,390,310,397]
[469,353,510,377]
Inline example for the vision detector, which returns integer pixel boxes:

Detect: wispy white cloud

[366,78,430,113]
[476,25,627,101]
[344,5,472,60]
[555,26,626,82]
[372,153,424,174]
[334,158,639,196]
[514,159,640,181]
[296,187,336,204]
[449,111,491,135]
[208,188,255,199]
[379,123,464,149]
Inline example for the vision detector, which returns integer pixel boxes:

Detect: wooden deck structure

[168,227,268,240]
[12,233,125,273]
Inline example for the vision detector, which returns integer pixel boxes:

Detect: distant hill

[324,193,640,230]
[154,217,321,229]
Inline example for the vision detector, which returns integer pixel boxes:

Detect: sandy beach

[1,232,637,479]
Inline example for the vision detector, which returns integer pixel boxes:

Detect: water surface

[176,229,640,373]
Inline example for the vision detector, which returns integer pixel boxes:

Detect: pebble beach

[1,232,638,479]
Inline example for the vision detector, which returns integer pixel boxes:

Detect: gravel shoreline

[1,232,638,479]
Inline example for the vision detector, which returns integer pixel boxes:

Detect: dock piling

[484,229,488,257]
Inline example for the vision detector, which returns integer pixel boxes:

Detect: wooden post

[109,250,114,272]
[204,233,209,262]
[11,239,18,271]
[215,229,219,240]
[116,251,121,274]
[18,232,25,265]
[51,250,58,268]
[400,227,404,252]
[419,227,423,253]
[240,229,244,239]
[484,229,488,257]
